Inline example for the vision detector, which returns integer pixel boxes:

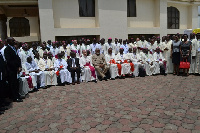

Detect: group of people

[0,33,200,115]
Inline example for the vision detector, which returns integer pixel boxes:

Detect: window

[127,0,136,17]
[79,0,95,17]
[167,7,180,29]
[9,17,30,37]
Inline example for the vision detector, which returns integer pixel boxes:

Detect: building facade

[0,0,200,42]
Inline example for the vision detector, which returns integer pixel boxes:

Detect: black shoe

[42,86,47,89]
[122,76,125,79]
[104,77,108,81]
[66,82,70,85]
[98,77,102,81]
[111,78,115,80]
[13,99,23,102]
[131,75,135,78]
[93,80,97,83]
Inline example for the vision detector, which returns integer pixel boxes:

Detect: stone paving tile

[0,75,200,132]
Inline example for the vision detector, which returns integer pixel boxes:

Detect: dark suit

[0,53,7,99]
[67,58,81,83]
[4,45,21,99]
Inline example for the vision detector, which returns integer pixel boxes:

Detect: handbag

[179,59,190,69]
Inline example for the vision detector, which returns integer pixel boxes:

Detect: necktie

[72,59,75,67]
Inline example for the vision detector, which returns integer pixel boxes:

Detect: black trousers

[70,68,81,83]
[7,71,20,99]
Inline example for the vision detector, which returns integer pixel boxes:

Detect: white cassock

[105,53,118,79]
[80,56,96,82]
[90,43,101,55]
[113,43,121,55]
[34,58,39,65]
[115,53,131,75]
[19,76,31,97]
[38,58,57,86]
[19,50,35,72]
[104,43,115,55]
[99,44,106,54]
[189,39,197,74]
[163,40,173,73]
[60,48,70,61]
[50,47,60,58]
[39,49,48,58]
[125,53,141,77]
[71,44,81,58]
[195,40,200,74]
[54,59,71,83]
[80,44,91,56]
[25,61,46,88]
[120,44,129,54]
[152,52,165,75]
[137,40,149,53]
[60,44,71,59]
[140,52,154,76]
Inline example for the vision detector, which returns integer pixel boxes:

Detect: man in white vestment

[163,36,173,73]
[140,48,154,76]
[120,40,129,54]
[39,44,48,58]
[80,50,97,82]
[189,33,197,74]
[90,38,101,55]
[115,48,131,78]
[195,33,200,74]
[54,53,71,85]
[125,48,142,77]
[104,38,115,55]
[105,48,118,80]
[152,47,167,75]
[38,52,57,86]
[50,42,60,59]
[60,42,71,61]
[25,56,46,90]
[71,40,80,58]
[19,44,35,72]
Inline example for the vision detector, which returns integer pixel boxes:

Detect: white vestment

[54,59,71,83]
[124,53,142,77]
[38,58,57,86]
[190,39,197,74]
[50,47,60,57]
[25,61,46,88]
[90,43,102,55]
[195,40,200,74]
[80,56,96,82]
[115,53,131,75]
[140,52,154,76]
[104,43,115,55]
[71,44,81,58]
[163,40,173,73]
[152,52,165,75]
[105,53,118,78]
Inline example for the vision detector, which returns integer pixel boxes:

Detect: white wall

[7,17,40,42]
[38,0,200,42]
[128,0,158,28]
[52,0,96,28]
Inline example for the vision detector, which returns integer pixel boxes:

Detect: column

[160,0,167,38]
[0,14,7,41]
[38,0,55,42]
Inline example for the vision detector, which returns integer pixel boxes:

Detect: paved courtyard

[0,75,200,133]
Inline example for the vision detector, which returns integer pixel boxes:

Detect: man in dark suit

[67,51,81,85]
[4,37,23,102]
[0,42,7,114]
